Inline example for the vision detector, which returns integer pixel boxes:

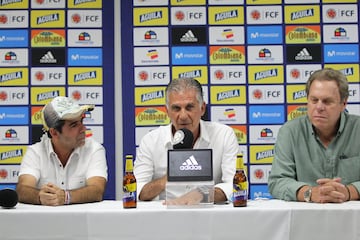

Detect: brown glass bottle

[123,155,137,208]
[233,154,248,207]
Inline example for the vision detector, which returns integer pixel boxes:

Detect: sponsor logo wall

[122,0,360,200]
[0,0,115,200]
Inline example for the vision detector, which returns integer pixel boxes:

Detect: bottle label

[123,182,136,192]
[233,182,248,201]
[233,189,247,201]
[123,191,137,203]
[233,182,247,191]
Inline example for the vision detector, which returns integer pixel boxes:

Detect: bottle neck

[236,156,244,170]
[125,159,134,172]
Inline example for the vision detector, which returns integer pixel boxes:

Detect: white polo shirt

[134,120,238,201]
[19,134,108,190]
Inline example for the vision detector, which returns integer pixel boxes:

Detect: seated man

[134,77,238,204]
[16,96,108,206]
[268,68,360,203]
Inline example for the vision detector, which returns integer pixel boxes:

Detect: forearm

[139,176,166,201]
[69,181,106,204]
[346,184,359,201]
[214,187,227,203]
[16,184,41,205]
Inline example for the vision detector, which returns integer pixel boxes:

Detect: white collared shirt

[134,120,238,200]
[19,134,108,190]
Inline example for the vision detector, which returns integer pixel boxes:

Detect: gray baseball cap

[42,96,94,131]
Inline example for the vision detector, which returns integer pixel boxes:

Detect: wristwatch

[198,186,210,203]
[304,187,312,202]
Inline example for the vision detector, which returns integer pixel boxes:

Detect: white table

[1,200,360,240]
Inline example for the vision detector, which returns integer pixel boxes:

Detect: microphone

[172,128,194,149]
[0,188,18,208]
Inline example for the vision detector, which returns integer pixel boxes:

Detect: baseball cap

[41,96,94,131]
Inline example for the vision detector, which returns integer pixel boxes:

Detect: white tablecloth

[1,199,359,240]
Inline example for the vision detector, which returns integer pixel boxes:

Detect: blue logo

[68,48,102,66]
[324,44,359,63]
[247,26,283,44]
[171,46,207,65]
[250,185,273,200]
[0,107,28,125]
[249,105,284,124]
[0,30,28,47]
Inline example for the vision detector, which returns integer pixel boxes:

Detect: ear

[49,128,59,138]
[342,98,348,110]
[201,101,206,116]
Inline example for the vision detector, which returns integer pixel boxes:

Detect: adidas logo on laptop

[180,155,202,171]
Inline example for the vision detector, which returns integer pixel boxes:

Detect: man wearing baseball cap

[16,96,108,206]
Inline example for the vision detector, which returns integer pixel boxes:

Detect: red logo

[0,169,8,179]
[327,9,337,19]
[175,11,185,21]
[0,91,8,101]
[72,90,82,100]
[214,70,224,80]
[72,14,81,23]
[290,69,300,79]
[35,71,45,81]
[253,89,262,99]
[0,15,7,24]
[251,10,261,20]
[138,71,148,81]
[254,169,264,179]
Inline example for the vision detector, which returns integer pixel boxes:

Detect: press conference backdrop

[121,0,360,200]
[0,1,116,200]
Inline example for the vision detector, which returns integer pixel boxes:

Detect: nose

[316,101,325,111]
[179,109,188,120]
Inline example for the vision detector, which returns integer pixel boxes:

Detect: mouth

[313,115,326,120]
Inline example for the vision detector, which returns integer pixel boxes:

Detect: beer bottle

[233,154,248,207]
[123,155,137,208]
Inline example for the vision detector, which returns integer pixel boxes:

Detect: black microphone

[172,128,194,149]
[0,188,18,208]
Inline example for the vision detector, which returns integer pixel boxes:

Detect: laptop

[167,149,213,182]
